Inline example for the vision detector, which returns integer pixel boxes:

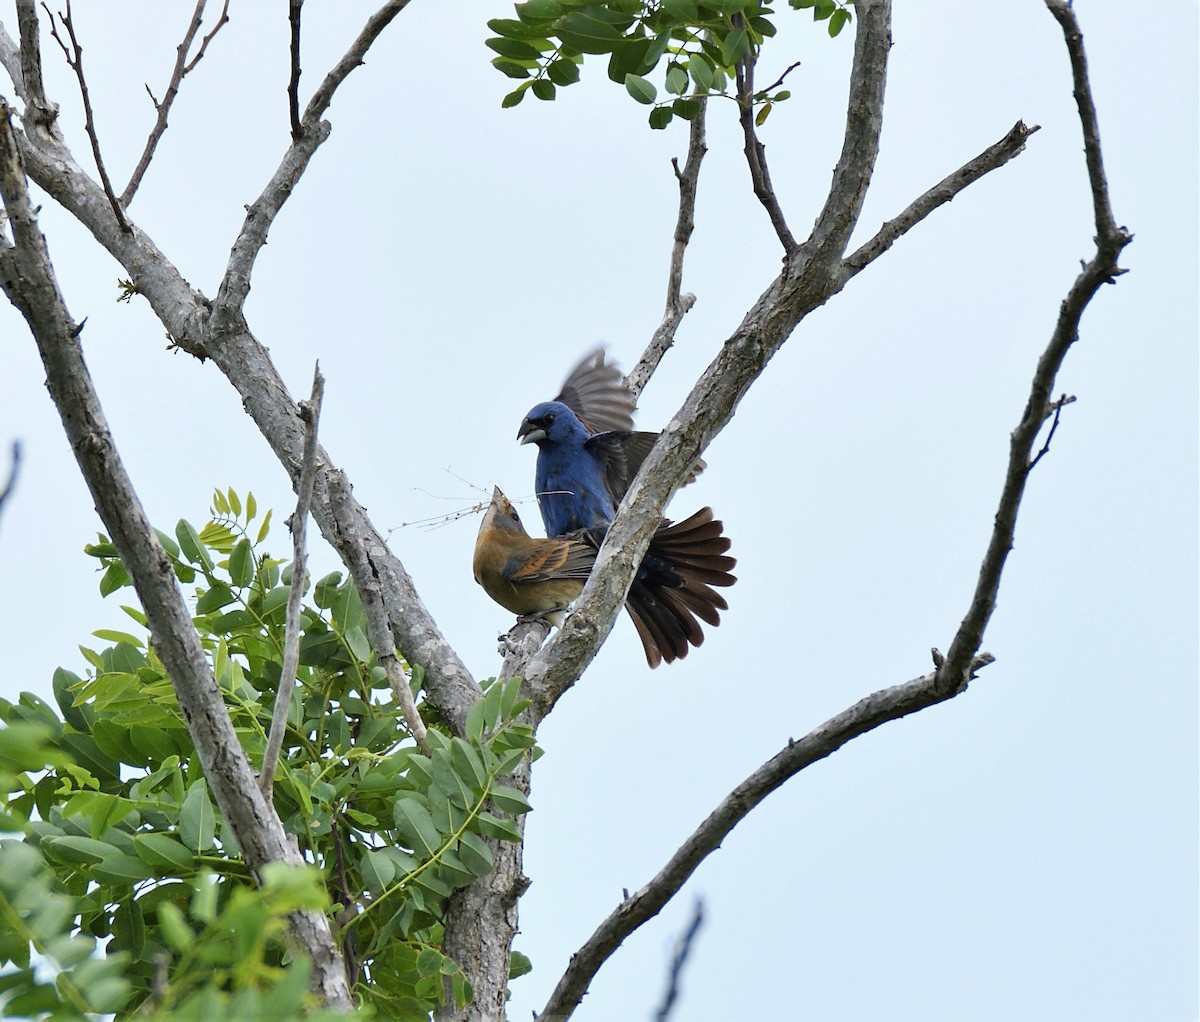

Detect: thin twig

[537,654,996,1021]
[1028,394,1076,471]
[42,0,129,231]
[629,98,707,401]
[756,59,801,96]
[325,468,429,752]
[936,0,1132,694]
[121,0,231,206]
[259,365,324,795]
[653,898,704,1022]
[288,0,304,141]
[734,20,796,252]
[0,439,22,528]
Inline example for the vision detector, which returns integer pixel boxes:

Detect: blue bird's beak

[517,419,545,445]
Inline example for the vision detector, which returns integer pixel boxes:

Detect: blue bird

[516,347,699,537]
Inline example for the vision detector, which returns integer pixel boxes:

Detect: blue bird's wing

[555,347,636,434]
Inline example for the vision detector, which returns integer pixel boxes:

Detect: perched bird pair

[473,347,735,667]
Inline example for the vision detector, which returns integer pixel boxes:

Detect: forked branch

[122,0,231,206]
[936,0,1132,693]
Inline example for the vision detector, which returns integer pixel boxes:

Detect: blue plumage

[518,398,618,536]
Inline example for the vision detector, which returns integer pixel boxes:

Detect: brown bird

[473,487,736,667]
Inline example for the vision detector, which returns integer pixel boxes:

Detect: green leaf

[175,519,212,570]
[42,834,111,865]
[226,488,242,516]
[451,739,489,792]
[720,25,749,66]
[547,58,581,86]
[665,64,689,96]
[510,950,533,980]
[343,625,372,664]
[92,850,156,885]
[457,832,494,877]
[156,901,193,952]
[196,581,236,614]
[99,561,130,596]
[557,10,626,54]
[256,508,273,543]
[179,779,217,853]
[517,0,561,17]
[661,0,700,16]
[672,97,701,120]
[649,106,674,129]
[688,54,716,91]
[313,572,343,608]
[624,73,657,104]
[475,810,523,844]
[133,832,195,872]
[361,849,395,894]
[531,78,557,101]
[393,797,443,860]
[229,537,254,588]
[828,7,851,36]
[755,100,772,126]
[486,36,546,60]
[494,58,532,82]
[489,784,533,816]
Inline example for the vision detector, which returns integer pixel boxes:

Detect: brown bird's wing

[502,536,595,585]
[555,346,636,434]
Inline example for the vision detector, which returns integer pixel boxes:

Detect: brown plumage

[473,487,736,667]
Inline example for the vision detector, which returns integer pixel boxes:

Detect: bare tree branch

[842,119,1040,279]
[734,25,796,251]
[41,0,129,231]
[0,97,352,1008]
[629,99,707,402]
[537,654,995,1021]
[259,364,324,796]
[288,0,303,141]
[121,0,231,206]
[936,0,1132,695]
[214,0,410,317]
[0,438,22,529]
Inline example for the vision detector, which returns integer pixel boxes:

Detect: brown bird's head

[481,486,530,537]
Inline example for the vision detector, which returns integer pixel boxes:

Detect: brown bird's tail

[613,508,737,669]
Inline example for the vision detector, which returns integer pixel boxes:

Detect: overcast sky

[1,2,1196,1020]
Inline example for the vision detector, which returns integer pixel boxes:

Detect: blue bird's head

[517,400,590,447]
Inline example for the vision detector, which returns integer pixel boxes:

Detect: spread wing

[586,430,706,505]
[555,347,636,434]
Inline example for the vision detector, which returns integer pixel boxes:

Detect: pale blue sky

[1,3,1196,1019]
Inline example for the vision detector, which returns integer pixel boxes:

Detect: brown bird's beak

[517,419,545,445]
